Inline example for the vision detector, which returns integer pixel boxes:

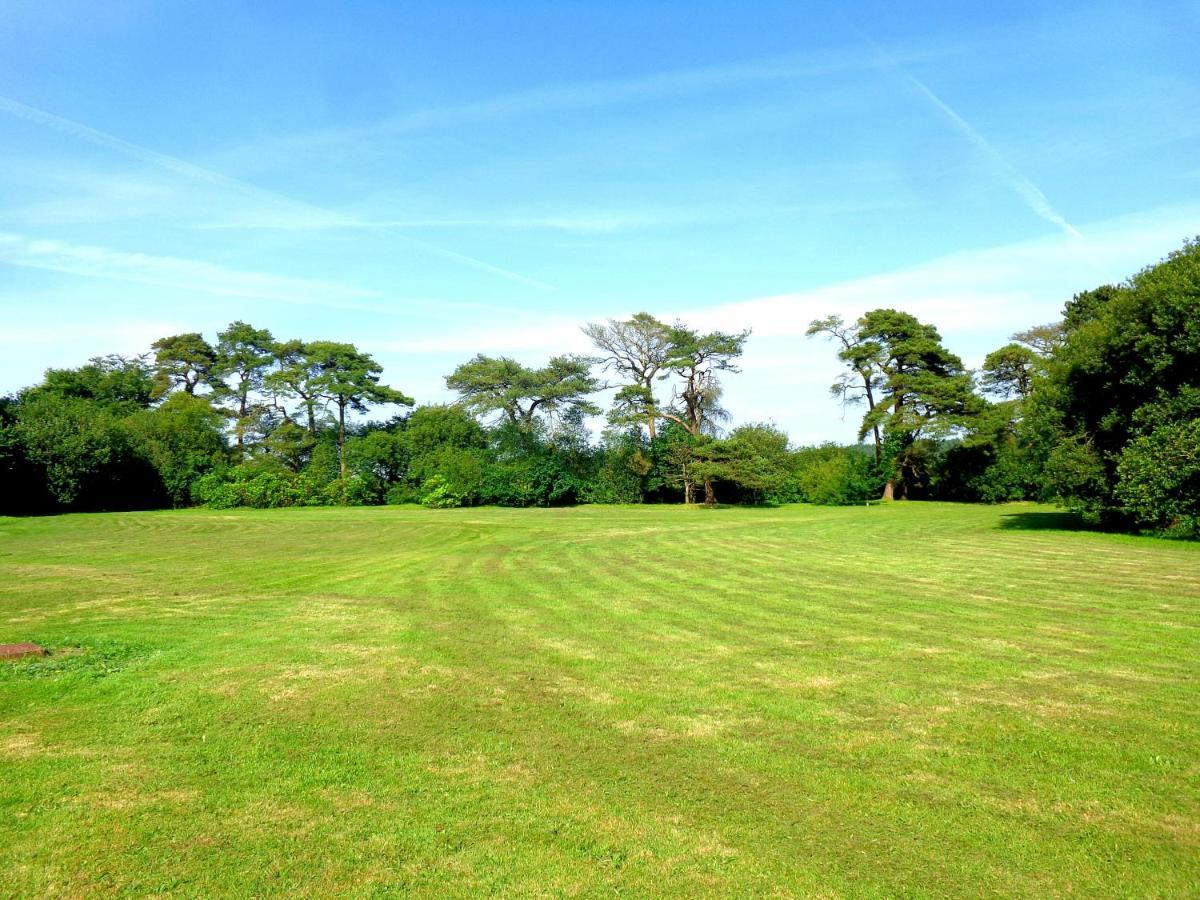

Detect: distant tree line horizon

[2,239,1197,536]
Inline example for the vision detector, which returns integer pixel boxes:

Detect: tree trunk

[236,391,248,451]
[882,479,895,501]
[644,377,658,440]
[683,476,694,505]
[337,400,347,481]
[703,475,715,506]
[862,377,881,464]
[305,397,317,436]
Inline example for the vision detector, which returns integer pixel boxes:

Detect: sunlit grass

[1,503,1197,895]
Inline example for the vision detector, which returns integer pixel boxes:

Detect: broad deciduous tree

[691,423,791,505]
[1032,240,1200,531]
[36,355,156,411]
[129,393,229,507]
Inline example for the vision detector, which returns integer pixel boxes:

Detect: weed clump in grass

[0,638,151,681]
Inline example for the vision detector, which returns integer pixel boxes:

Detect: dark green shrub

[1116,420,1200,537]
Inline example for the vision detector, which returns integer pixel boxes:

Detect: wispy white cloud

[195,196,918,236]
[0,231,379,307]
[0,95,558,291]
[195,212,668,235]
[0,314,191,393]
[0,318,186,349]
[371,202,1199,441]
[356,202,1200,357]
[212,41,965,172]
[692,202,1198,342]
[375,44,959,129]
[689,203,1193,440]
[371,318,585,356]
[0,161,190,227]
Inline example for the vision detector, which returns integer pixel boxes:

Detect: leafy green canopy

[150,332,217,397]
[853,309,981,499]
[1033,239,1200,533]
[445,354,599,430]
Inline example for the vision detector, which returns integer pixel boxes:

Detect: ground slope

[1,503,1197,896]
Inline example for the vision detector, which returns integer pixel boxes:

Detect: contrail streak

[847,28,1081,238]
[0,95,559,291]
[898,73,1081,238]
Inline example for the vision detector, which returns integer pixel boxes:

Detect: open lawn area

[1,503,1198,896]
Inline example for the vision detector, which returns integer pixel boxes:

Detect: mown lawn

[0,503,1197,896]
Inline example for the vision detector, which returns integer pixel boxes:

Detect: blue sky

[2,0,1198,442]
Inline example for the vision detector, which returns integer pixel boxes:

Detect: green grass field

[1,503,1197,897]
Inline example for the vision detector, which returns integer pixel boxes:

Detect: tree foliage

[213,321,276,450]
[855,309,981,500]
[3,243,1197,538]
[1030,239,1200,532]
[980,343,1038,400]
[304,341,414,479]
[151,333,216,397]
[583,312,673,438]
[446,354,599,430]
[806,315,885,461]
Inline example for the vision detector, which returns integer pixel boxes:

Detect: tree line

[2,239,1196,535]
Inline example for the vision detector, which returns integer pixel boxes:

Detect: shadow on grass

[1000,510,1200,542]
[997,511,1096,533]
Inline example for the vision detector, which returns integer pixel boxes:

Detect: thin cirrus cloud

[192,211,670,235]
[195,209,753,235]
[359,215,1126,436]
[375,201,1198,366]
[0,95,558,292]
[193,193,922,236]
[0,318,186,350]
[213,39,966,169]
[691,202,1196,344]
[0,231,380,307]
[372,42,961,129]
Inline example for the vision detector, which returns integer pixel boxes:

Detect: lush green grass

[1,503,1197,897]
